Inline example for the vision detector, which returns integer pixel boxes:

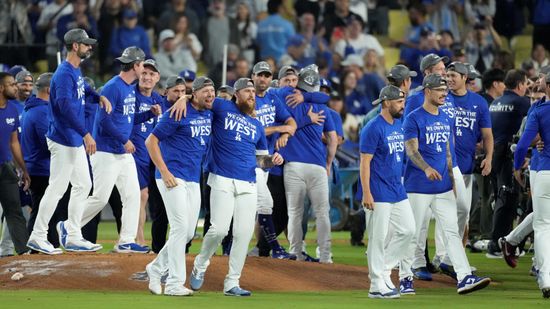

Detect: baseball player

[434,62,494,276]
[513,73,550,298]
[279,69,337,263]
[360,85,415,299]
[129,59,165,246]
[251,61,297,259]
[27,28,112,254]
[0,72,30,256]
[189,78,282,297]
[145,76,214,296]
[401,74,490,294]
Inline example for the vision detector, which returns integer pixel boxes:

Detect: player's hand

[513,169,524,188]
[124,140,136,153]
[424,167,442,181]
[83,133,96,155]
[275,134,289,150]
[272,152,284,166]
[161,170,178,188]
[169,95,187,120]
[150,104,162,116]
[279,125,296,136]
[286,89,304,108]
[537,140,544,152]
[99,96,112,114]
[307,106,325,125]
[480,158,492,176]
[21,171,31,191]
[362,192,375,211]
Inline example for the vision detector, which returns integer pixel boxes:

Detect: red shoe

[499,237,517,268]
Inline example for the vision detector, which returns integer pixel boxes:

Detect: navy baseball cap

[179,69,196,81]
[372,85,405,105]
[8,65,27,77]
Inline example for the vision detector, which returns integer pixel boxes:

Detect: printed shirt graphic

[451,91,491,174]
[403,107,453,194]
[153,101,212,183]
[0,102,19,163]
[360,115,407,203]
[255,92,291,154]
[206,98,268,182]
[131,86,165,166]
[490,90,530,145]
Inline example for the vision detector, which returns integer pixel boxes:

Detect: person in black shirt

[487,70,530,257]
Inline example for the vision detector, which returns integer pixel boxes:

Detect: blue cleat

[190,268,205,291]
[412,267,432,281]
[399,276,415,295]
[224,286,251,297]
[439,263,458,281]
[27,238,62,255]
[457,275,491,294]
[114,243,149,253]
[56,221,67,248]
[272,247,297,260]
[301,251,319,262]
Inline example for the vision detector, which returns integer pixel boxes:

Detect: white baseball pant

[148,179,201,288]
[533,170,550,289]
[76,151,140,244]
[505,170,537,246]
[402,191,472,281]
[284,162,331,262]
[30,139,92,242]
[434,167,471,264]
[366,199,415,290]
[193,173,257,292]
[256,168,273,215]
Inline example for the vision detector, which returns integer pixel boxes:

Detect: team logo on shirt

[256,105,276,127]
[190,118,211,140]
[5,118,15,126]
[455,107,477,135]
[224,112,258,140]
[77,77,85,104]
[387,130,404,163]
[489,102,514,112]
[123,93,137,123]
[425,121,450,152]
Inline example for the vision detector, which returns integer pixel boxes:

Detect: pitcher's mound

[0,254,455,292]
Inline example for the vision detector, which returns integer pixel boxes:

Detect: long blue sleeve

[514,112,539,170]
[304,91,329,105]
[56,98,88,137]
[98,111,128,145]
[134,110,155,125]
[84,82,100,103]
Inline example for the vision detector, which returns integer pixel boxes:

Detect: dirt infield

[0,254,456,292]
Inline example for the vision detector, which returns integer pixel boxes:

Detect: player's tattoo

[405,138,430,171]
[446,141,455,184]
[256,155,275,169]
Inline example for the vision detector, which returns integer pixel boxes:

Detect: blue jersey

[48,61,98,147]
[153,101,212,183]
[130,86,165,166]
[84,96,98,135]
[360,115,407,203]
[255,92,291,154]
[280,102,335,168]
[451,91,492,174]
[514,101,550,171]
[527,99,545,171]
[206,98,268,182]
[329,108,344,139]
[8,100,24,136]
[403,107,453,194]
[94,76,155,154]
[405,91,458,168]
[489,90,530,145]
[0,101,20,163]
[21,96,50,176]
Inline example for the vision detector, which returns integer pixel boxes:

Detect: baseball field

[0,221,546,308]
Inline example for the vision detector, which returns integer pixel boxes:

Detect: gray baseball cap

[234,78,254,91]
[297,69,320,93]
[278,65,297,78]
[143,59,160,73]
[165,75,185,89]
[465,63,481,80]
[35,73,53,89]
[253,61,272,75]
[116,46,146,64]
[372,85,405,105]
[64,28,97,45]
[218,85,235,96]
[192,76,214,92]
[387,64,417,83]
[446,61,469,75]
[15,70,33,84]
[420,74,448,90]
[420,53,449,72]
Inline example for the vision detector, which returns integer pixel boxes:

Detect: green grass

[1,221,547,308]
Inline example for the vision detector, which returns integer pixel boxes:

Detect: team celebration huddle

[1,0,550,302]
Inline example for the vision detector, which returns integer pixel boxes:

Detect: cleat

[457,275,491,294]
[368,287,400,299]
[189,268,205,291]
[300,251,319,262]
[412,267,432,281]
[26,239,62,255]
[400,276,415,295]
[224,286,251,297]
[439,263,458,281]
[113,243,149,253]
[65,239,102,252]
[146,263,162,295]
[271,247,297,260]
[164,286,193,296]
[498,237,517,268]
[56,221,67,248]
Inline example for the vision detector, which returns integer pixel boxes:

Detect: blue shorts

[136,162,150,190]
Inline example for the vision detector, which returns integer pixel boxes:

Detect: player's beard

[237,97,256,117]
[77,48,92,60]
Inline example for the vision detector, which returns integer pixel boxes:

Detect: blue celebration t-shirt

[131,86,165,166]
[255,92,291,154]
[206,98,268,182]
[153,101,212,183]
[360,115,407,203]
[514,101,550,171]
[451,90,491,174]
[403,107,453,194]
[527,99,545,171]
[0,101,20,163]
